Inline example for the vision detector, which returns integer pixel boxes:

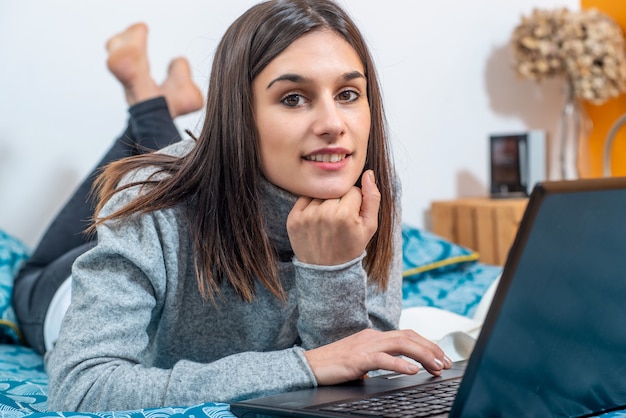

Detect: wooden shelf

[430,197,528,265]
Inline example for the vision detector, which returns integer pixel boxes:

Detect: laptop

[231,177,626,418]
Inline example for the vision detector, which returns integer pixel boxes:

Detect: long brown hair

[93,0,398,302]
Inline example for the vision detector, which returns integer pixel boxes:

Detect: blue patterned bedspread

[0,343,232,417]
[400,225,502,317]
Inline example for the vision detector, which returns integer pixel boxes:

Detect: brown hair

[93,0,397,302]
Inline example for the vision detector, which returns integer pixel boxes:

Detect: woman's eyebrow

[343,70,365,82]
[267,74,306,89]
[266,70,366,90]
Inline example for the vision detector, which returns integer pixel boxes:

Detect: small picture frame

[489,131,545,198]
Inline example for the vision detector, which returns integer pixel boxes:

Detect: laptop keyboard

[316,378,461,417]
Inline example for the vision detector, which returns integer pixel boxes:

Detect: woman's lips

[302,151,351,171]
[304,153,348,163]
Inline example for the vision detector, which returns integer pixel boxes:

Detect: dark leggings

[13,97,182,354]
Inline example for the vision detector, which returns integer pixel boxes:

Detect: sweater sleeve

[293,209,403,349]
[45,194,317,411]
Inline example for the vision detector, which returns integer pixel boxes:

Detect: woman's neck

[258,177,298,261]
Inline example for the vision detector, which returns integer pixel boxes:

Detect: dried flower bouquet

[511,8,626,105]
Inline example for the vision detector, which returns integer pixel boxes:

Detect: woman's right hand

[286,170,380,267]
[303,328,452,386]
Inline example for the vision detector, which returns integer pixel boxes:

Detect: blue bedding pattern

[402,262,503,318]
[0,344,48,416]
[400,225,502,317]
[0,230,29,345]
[0,344,233,418]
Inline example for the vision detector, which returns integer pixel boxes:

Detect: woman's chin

[304,187,353,200]
[273,177,360,200]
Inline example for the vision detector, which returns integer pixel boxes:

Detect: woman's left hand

[304,328,453,385]
[287,170,380,266]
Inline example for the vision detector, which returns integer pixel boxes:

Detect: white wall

[0,0,578,248]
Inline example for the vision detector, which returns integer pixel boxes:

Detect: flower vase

[557,82,591,180]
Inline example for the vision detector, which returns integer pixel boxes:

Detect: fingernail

[444,356,453,367]
[368,170,376,184]
[407,363,419,373]
[434,358,444,369]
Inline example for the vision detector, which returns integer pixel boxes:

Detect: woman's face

[252,29,371,199]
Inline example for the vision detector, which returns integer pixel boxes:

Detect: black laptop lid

[452,177,626,417]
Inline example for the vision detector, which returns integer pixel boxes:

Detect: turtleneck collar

[258,176,298,261]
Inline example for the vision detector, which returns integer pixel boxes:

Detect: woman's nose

[312,98,345,140]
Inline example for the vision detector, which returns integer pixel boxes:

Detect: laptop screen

[454,181,626,417]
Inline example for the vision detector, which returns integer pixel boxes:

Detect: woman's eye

[281,94,306,107]
[337,90,359,102]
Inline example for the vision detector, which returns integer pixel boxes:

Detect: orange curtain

[580,0,626,177]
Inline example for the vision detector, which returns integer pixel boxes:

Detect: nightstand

[430,197,528,265]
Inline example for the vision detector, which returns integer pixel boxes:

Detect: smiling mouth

[304,153,348,163]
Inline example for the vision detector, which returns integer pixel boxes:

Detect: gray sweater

[45,140,403,412]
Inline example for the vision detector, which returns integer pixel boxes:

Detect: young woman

[43,0,452,412]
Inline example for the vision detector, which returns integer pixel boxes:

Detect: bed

[0,226,621,417]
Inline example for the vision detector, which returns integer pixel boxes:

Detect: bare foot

[106,22,160,105]
[159,57,204,117]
